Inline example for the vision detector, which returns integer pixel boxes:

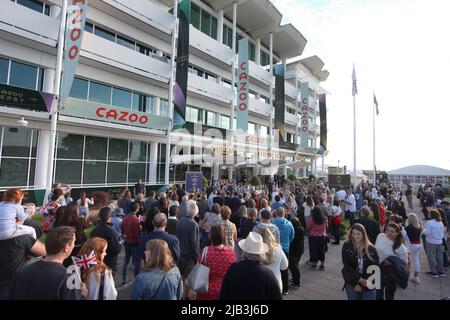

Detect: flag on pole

[374,93,379,115]
[72,250,97,270]
[352,65,358,96]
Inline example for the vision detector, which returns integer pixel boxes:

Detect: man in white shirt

[344,189,356,226]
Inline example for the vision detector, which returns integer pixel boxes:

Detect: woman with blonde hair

[259,228,288,294]
[341,223,379,300]
[130,239,182,300]
[405,213,423,284]
[78,237,117,300]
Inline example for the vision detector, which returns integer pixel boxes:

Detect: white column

[255,38,261,66]
[230,2,237,131]
[268,33,273,148]
[35,130,51,190]
[213,163,220,181]
[149,142,158,184]
[215,112,221,127]
[216,76,222,85]
[51,4,61,18]
[217,10,224,43]
[153,96,160,115]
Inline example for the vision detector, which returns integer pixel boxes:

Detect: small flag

[352,65,358,96]
[374,93,379,115]
[72,250,97,270]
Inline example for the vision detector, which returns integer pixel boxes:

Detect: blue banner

[60,0,89,106]
[299,82,309,150]
[185,172,203,193]
[237,38,249,133]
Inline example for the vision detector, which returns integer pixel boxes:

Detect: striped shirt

[220,219,237,248]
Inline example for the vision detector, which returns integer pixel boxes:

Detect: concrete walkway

[116,197,450,300]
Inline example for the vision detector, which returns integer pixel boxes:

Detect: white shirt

[266,247,289,293]
[374,233,408,263]
[423,220,446,245]
[303,203,313,218]
[345,194,356,212]
[86,269,117,300]
[77,198,94,208]
[335,190,347,201]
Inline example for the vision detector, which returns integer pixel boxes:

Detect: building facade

[0,0,329,203]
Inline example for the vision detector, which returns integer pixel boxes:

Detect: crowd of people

[0,176,448,300]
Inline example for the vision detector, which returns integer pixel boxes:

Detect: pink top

[307,218,328,237]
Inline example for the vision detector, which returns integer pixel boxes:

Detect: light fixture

[16,117,29,127]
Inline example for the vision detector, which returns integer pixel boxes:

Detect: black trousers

[309,236,326,263]
[377,264,397,300]
[331,223,341,243]
[289,255,302,286]
[281,268,289,292]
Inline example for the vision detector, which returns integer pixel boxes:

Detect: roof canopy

[388,165,450,176]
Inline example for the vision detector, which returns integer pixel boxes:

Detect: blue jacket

[272,217,294,254]
[138,230,180,263]
[130,268,183,300]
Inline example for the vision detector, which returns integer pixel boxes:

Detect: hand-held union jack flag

[72,250,97,270]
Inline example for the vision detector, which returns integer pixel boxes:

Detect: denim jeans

[122,243,140,283]
[345,284,376,300]
[425,241,444,273]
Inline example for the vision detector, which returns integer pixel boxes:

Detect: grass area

[33,215,95,243]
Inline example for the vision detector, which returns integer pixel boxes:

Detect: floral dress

[196,245,237,300]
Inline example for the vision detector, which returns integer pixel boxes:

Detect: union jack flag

[72,250,97,270]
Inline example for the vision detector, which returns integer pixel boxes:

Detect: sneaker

[289,283,300,290]
[425,272,439,278]
[282,290,289,296]
[443,267,448,272]
[319,265,325,271]
[306,260,315,266]
[410,277,421,284]
[438,272,446,277]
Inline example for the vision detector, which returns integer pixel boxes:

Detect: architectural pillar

[255,38,261,66]
[217,10,224,43]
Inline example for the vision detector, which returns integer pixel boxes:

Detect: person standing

[219,206,238,249]
[77,192,94,218]
[166,205,179,236]
[405,185,413,210]
[90,207,122,276]
[344,189,357,226]
[405,213,423,284]
[121,202,142,285]
[307,207,328,270]
[253,209,280,243]
[355,207,381,245]
[341,223,379,300]
[423,209,446,278]
[144,191,158,215]
[134,179,146,198]
[288,217,304,289]
[331,199,343,245]
[9,227,86,300]
[219,232,282,300]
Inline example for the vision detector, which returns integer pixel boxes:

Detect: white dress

[266,246,289,293]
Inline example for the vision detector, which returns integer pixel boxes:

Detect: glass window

[145,95,153,114]
[94,26,115,42]
[85,22,94,33]
[108,138,128,161]
[37,68,44,91]
[29,159,36,186]
[107,162,127,184]
[211,17,218,39]
[69,77,88,100]
[116,35,135,50]
[89,81,111,104]
[206,111,215,127]
[220,115,230,129]
[260,125,268,136]
[0,158,29,187]
[55,160,82,185]
[248,123,255,135]
[9,61,37,90]
[158,143,166,163]
[160,99,169,117]
[201,10,211,36]
[0,58,8,84]
[186,106,198,123]
[56,133,83,159]
[112,87,132,108]
[250,43,256,62]
[132,93,147,113]
[129,140,147,162]
[84,136,107,160]
[83,160,106,185]
[191,3,201,29]
[2,127,32,157]
[17,0,44,14]
[128,163,146,184]
[44,3,50,15]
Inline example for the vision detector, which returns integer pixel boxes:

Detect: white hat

[238,232,269,255]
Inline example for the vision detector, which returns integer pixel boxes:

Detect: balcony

[188,74,233,104]
[249,98,272,117]
[249,61,272,86]
[285,82,298,100]
[190,26,234,66]
[0,1,59,47]
[285,112,299,126]
[81,32,172,83]
[92,0,176,35]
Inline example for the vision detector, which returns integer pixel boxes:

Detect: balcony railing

[188,74,233,104]
[248,61,272,86]
[190,26,234,66]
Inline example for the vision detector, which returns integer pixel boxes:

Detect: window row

[69,77,168,116]
[11,0,50,16]
[0,57,44,91]
[190,3,218,40]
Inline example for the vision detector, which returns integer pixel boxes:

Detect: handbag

[186,247,209,294]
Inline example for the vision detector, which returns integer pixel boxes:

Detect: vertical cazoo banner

[236,38,249,133]
[274,64,286,143]
[319,93,327,151]
[60,0,89,106]
[173,0,190,129]
[299,82,309,150]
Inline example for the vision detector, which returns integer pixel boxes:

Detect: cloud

[271,0,450,171]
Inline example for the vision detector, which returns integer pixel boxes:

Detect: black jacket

[289,224,305,257]
[385,256,409,289]
[139,229,180,263]
[90,222,122,268]
[354,217,380,245]
[341,241,379,286]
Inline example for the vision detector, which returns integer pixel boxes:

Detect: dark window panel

[56,133,83,159]
[108,138,128,161]
[128,163,146,184]
[29,159,36,186]
[191,3,201,29]
[2,127,32,157]
[89,81,111,104]
[85,22,94,33]
[0,158,29,187]
[83,160,106,185]
[17,0,44,14]
[55,160,82,185]
[84,136,107,160]
[107,162,127,184]
[211,16,218,39]
[94,26,115,42]
[129,140,147,162]
[201,10,211,36]
[111,87,132,108]
[37,68,44,91]
[9,61,37,90]
[69,77,89,100]
[117,35,135,50]
[0,58,9,84]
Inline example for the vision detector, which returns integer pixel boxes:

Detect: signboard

[274,64,286,143]
[185,172,203,193]
[173,0,190,129]
[0,83,53,112]
[62,98,170,130]
[328,174,351,190]
[300,82,309,149]
[237,38,250,132]
[319,94,327,152]
[60,0,89,105]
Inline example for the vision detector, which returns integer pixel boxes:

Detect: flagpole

[46,0,68,202]
[373,94,376,186]
[353,93,357,188]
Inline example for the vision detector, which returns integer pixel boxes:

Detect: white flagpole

[46,0,68,201]
[373,95,376,186]
[353,90,357,189]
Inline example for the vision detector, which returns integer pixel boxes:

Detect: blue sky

[271,0,450,172]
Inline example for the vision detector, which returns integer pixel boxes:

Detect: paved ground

[115,197,450,300]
